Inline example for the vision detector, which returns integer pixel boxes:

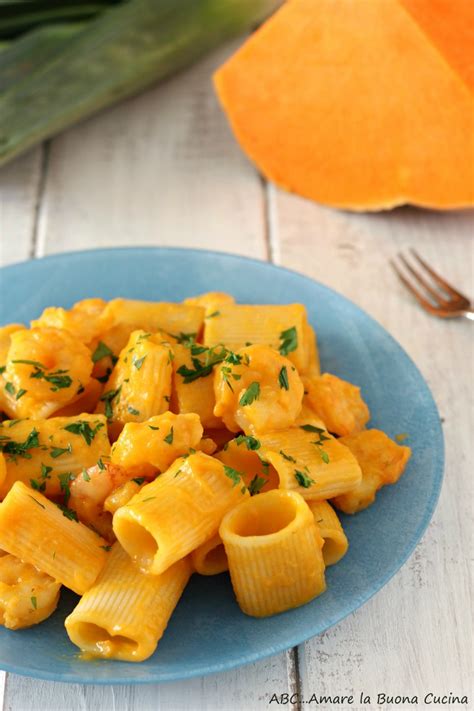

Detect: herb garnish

[50,444,72,458]
[58,472,75,504]
[63,420,104,445]
[300,425,331,463]
[100,385,122,419]
[0,428,40,461]
[132,477,145,485]
[127,406,140,416]
[176,345,228,383]
[12,360,72,391]
[31,596,37,610]
[278,366,289,390]
[280,450,296,463]
[4,382,15,396]
[223,465,243,487]
[294,469,315,488]
[235,434,261,451]
[148,425,160,431]
[164,427,174,445]
[239,382,260,406]
[248,475,266,496]
[206,310,220,319]
[279,327,298,356]
[56,503,78,522]
[92,341,117,364]
[133,355,147,370]
[100,545,112,552]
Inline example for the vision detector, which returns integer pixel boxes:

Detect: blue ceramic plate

[0,248,443,684]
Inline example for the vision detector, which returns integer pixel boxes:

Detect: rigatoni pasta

[306,499,348,566]
[220,490,326,617]
[65,544,191,662]
[0,290,412,662]
[0,481,108,595]
[113,452,248,575]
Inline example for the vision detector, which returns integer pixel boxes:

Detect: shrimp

[0,554,61,630]
[69,462,147,540]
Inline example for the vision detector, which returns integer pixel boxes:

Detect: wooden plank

[2,42,293,711]
[35,41,266,259]
[0,148,43,265]
[270,186,473,708]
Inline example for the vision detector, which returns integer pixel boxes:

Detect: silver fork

[391,249,474,320]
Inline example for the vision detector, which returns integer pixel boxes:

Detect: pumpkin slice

[399,0,474,94]
[214,0,474,210]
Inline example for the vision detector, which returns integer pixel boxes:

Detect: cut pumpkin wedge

[214,0,474,211]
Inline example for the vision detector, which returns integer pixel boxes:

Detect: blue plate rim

[0,246,444,685]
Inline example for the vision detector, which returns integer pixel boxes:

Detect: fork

[391,249,474,320]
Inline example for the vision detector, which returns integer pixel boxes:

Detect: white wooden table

[0,41,472,711]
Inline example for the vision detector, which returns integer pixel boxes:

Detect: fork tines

[391,249,472,319]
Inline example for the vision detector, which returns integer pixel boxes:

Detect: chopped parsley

[0,428,40,461]
[294,469,315,488]
[173,332,197,346]
[133,355,147,370]
[239,382,260,407]
[30,478,46,492]
[16,387,28,400]
[4,382,15,396]
[300,425,331,464]
[278,366,289,390]
[148,425,160,431]
[58,472,75,504]
[50,444,72,459]
[100,386,122,419]
[12,360,73,391]
[56,503,78,522]
[100,545,112,552]
[82,469,91,482]
[164,427,174,445]
[141,497,156,503]
[92,341,117,364]
[235,434,261,451]
[132,477,145,485]
[31,596,37,610]
[248,475,266,496]
[206,310,220,319]
[176,345,228,383]
[127,406,140,416]
[97,368,112,383]
[280,450,296,463]
[279,326,298,356]
[63,420,104,445]
[97,457,106,471]
[223,465,243,487]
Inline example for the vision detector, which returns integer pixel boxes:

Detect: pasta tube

[65,544,192,662]
[31,298,108,344]
[0,414,110,499]
[113,452,248,575]
[191,533,228,576]
[220,490,326,617]
[100,299,204,337]
[96,330,174,426]
[306,499,348,565]
[0,481,108,595]
[332,429,411,514]
[259,425,362,500]
[204,304,311,373]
